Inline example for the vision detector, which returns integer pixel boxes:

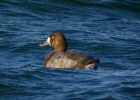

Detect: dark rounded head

[39,32,67,52]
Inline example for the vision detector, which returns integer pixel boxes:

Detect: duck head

[39,32,67,52]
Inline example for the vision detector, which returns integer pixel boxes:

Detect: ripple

[0,0,140,100]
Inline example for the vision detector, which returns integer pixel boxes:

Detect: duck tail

[84,57,100,70]
[95,58,100,63]
[74,57,100,69]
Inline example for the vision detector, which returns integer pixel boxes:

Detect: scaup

[39,32,99,69]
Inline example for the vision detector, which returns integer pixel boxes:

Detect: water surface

[0,0,140,100]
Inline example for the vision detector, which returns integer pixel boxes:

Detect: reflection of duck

[39,32,99,69]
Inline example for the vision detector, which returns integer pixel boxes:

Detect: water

[0,0,140,100]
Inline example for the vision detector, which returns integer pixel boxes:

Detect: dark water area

[0,0,140,100]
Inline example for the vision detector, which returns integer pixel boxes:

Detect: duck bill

[39,40,49,46]
[39,37,51,46]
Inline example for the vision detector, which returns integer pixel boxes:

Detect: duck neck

[55,47,67,52]
[44,50,57,66]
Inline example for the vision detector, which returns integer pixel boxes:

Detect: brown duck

[39,32,99,69]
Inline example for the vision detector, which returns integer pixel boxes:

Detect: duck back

[45,51,99,69]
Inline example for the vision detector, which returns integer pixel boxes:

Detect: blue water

[0,0,140,100]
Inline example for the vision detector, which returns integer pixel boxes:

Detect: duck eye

[51,36,54,39]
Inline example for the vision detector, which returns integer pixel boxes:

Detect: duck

[39,32,99,69]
